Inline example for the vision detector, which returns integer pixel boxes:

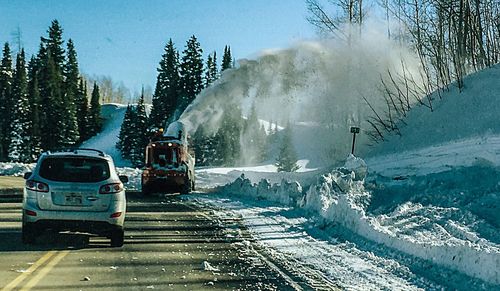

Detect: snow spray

[180,22,423,166]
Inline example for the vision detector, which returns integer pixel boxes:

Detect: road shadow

[0,230,110,251]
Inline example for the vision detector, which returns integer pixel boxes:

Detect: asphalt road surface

[0,192,297,290]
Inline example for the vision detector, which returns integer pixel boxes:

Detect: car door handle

[87,197,99,201]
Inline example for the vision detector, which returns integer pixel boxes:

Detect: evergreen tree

[129,91,149,167]
[37,21,68,151]
[150,39,180,129]
[241,104,267,164]
[192,126,217,166]
[8,49,32,162]
[27,56,42,160]
[221,45,232,71]
[276,124,299,172]
[75,78,89,142]
[116,104,135,158]
[62,39,79,145]
[214,106,242,166]
[204,51,218,86]
[38,43,65,150]
[88,83,102,137]
[44,20,65,74]
[179,35,204,112]
[0,43,13,161]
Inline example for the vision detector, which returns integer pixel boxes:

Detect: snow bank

[116,167,142,191]
[196,160,320,190]
[221,174,302,206]
[217,155,500,285]
[0,162,35,177]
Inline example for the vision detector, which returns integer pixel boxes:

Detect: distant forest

[0,20,103,162]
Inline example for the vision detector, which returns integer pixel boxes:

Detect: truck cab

[141,121,195,195]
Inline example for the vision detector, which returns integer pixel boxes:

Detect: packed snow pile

[220,173,303,206]
[0,162,35,177]
[216,155,500,285]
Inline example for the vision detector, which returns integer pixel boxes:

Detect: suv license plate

[65,194,83,205]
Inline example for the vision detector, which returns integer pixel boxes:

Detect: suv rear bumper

[22,200,125,228]
[24,219,122,236]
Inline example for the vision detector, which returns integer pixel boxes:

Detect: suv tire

[22,223,38,244]
[110,228,124,247]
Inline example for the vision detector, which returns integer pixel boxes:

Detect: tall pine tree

[27,56,42,160]
[87,83,102,137]
[62,39,79,146]
[8,49,32,162]
[38,20,69,151]
[241,104,268,164]
[44,20,65,73]
[0,43,13,161]
[221,45,232,72]
[38,41,65,150]
[276,124,299,172]
[204,51,218,86]
[129,91,149,167]
[150,39,180,129]
[214,106,242,166]
[75,78,89,142]
[179,35,204,113]
[116,104,135,159]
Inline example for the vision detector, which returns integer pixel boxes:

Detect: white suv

[22,149,128,247]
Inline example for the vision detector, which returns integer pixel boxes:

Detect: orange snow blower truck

[141,121,195,195]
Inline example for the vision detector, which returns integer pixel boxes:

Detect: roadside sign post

[350,126,360,155]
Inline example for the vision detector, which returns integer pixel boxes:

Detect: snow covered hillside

[369,64,500,155]
[80,103,131,167]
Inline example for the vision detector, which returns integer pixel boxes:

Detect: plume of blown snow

[180,21,424,166]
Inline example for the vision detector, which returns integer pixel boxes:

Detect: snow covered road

[194,196,434,290]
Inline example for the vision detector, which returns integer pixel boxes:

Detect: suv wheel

[22,223,38,244]
[110,229,124,247]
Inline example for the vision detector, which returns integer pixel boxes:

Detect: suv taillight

[26,180,49,192]
[99,183,123,194]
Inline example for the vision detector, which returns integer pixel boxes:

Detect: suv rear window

[39,157,110,182]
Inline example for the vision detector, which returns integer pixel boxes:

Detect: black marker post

[350,126,360,155]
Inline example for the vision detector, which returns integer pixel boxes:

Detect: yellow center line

[2,251,56,291]
[20,250,70,291]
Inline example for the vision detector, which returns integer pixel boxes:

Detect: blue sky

[0,0,315,94]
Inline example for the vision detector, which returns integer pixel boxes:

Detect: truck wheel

[181,173,191,194]
[141,184,150,196]
[180,180,191,194]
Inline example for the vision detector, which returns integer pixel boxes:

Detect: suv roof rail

[46,148,106,157]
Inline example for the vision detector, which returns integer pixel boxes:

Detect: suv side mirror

[23,172,32,180]
[119,175,129,183]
